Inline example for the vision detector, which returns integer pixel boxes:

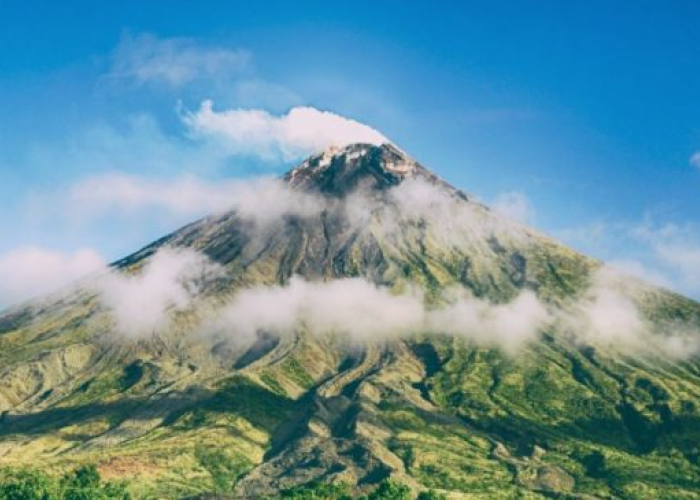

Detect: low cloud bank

[207,277,425,345]
[84,172,700,360]
[93,250,549,352]
[204,276,549,353]
[93,248,700,359]
[93,244,549,353]
[430,288,549,353]
[8,177,700,361]
[98,248,224,338]
[562,267,700,359]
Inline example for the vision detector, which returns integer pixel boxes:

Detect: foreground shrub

[0,465,130,500]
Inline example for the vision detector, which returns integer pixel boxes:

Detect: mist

[87,172,700,360]
[98,247,224,339]
[93,246,700,360]
[378,178,535,249]
[562,267,700,359]
[203,276,550,353]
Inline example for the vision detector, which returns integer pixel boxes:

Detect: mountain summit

[285,143,442,195]
[1,145,700,499]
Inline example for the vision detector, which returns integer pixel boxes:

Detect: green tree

[417,490,447,500]
[582,451,607,479]
[61,465,102,500]
[279,481,352,500]
[195,445,250,494]
[0,469,58,500]
[366,480,411,500]
[0,465,130,500]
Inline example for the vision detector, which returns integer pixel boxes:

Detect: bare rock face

[517,464,575,493]
[285,143,427,195]
[0,144,699,499]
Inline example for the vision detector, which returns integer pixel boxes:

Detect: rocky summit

[1,143,700,499]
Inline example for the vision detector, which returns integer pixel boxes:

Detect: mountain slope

[1,143,700,499]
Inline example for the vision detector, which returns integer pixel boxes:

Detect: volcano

[1,143,700,499]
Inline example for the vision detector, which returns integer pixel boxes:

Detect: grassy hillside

[1,144,699,499]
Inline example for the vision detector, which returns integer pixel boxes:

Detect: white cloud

[573,268,647,347]
[109,32,251,87]
[98,248,223,338]
[208,277,425,346]
[183,100,389,161]
[206,277,549,353]
[88,249,699,359]
[563,267,700,359]
[0,247,105,307]
[492,191,535,224]
[428,288,549,354]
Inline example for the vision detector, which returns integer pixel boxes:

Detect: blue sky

[1,0,700,304]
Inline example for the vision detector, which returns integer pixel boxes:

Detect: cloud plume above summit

[184,101,389,161]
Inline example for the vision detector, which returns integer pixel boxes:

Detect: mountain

[1,143,700,499]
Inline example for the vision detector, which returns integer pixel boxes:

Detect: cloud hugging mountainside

[1,143,700,499]
[92,144,700,359]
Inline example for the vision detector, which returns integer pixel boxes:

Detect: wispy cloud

[562,267,700,359]
[183,100,389,161]
[381,178,534,247]
[632,219,700,293]
[690,152,700,170]
[203,276,549,353]
[65,173,244,220]
[98,248,224,338]
[108,32,251,87]
[29,174,323,230]
[492,191,535,224]
[15,115,233,237]
[22,113,227,180]
[605,259,673,289]
[94,248,700,359]
[556,216,700,298]
[0,247,105,307]
[22,166,534,274]
[7,35,391,257]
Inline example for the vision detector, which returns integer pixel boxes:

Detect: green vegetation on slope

[1,144,700,499]
[0,465,130,500]
[268,479,446,500]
